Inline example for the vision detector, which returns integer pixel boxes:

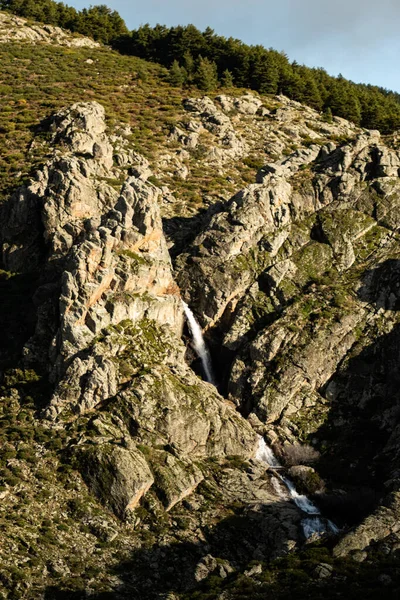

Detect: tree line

[0,0,128,44]
[116,24,400,133]
[2,0,400,133]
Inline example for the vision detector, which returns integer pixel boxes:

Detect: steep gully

[183,300,338,539]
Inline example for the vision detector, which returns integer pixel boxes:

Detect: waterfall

[255,436,280,466]
[182,301,215,385]
[256,437,338,538]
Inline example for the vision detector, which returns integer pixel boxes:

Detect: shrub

[281,443,320,466]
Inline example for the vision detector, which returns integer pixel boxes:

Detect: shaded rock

[288,466,324,494]
[378,574,393,586]
[77,442,154,519]
[150,450,204,511]
[313,563,333,579]
[194,554,218,582]
[333,489,400,558]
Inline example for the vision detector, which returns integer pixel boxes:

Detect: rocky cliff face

[1,100,260,525]
[175,96,400,563]
[1,55,400,596]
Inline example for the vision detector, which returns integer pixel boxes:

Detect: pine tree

[344,87,362,125]
[221,69,234,88]
[250,48,280,95]
[322,106,333,123]
[194,57,218,91]
[183,51,195,83]
[298,71,323,111]
[169,60,186,87]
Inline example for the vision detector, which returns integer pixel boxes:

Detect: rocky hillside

[1,12,400,600]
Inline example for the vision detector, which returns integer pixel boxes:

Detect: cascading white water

[255,436,280,467]
[255,437,338,538]
[182,301,215,385]
[282,476,321,515]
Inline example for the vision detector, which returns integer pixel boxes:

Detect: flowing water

[256,437,338,538]
[181,303,338,537]
[182,301,215,385]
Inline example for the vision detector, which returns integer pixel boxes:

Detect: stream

[182,301,338,539]
[256,437,338,538]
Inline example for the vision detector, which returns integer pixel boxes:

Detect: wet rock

[288,466,324,494]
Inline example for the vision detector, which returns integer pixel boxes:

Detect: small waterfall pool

[256,437,338,539]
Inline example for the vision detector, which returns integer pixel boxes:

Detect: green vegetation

[0,42,177,201]
[120,25,400,132]
[1,3,400,599]
[0,0,128,43]
[0,40,242,212]
[183,543,400,600]
[2,0,400,131]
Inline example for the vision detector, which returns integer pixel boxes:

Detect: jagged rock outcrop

[177,110,400,557]
[216,93,265,116]
[60,317,258,513]
[229,301,366,423]
[177,128,400,330]
[0,12,100,47]
[1,101,183,375]
[182,96,248,161]
[2,76,400,598]
[0,100,261,522]
[1,101,117,271]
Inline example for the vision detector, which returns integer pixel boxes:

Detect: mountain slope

[1,12,400,600]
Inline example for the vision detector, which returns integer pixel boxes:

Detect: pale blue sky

[68,0,400,92]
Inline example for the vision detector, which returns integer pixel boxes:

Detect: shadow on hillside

[313,259,400,523]
[162,200,225,258]
[0,271,38,371]
[42,499,400,600]
[0,178,48,375]
[43,499,304,599]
